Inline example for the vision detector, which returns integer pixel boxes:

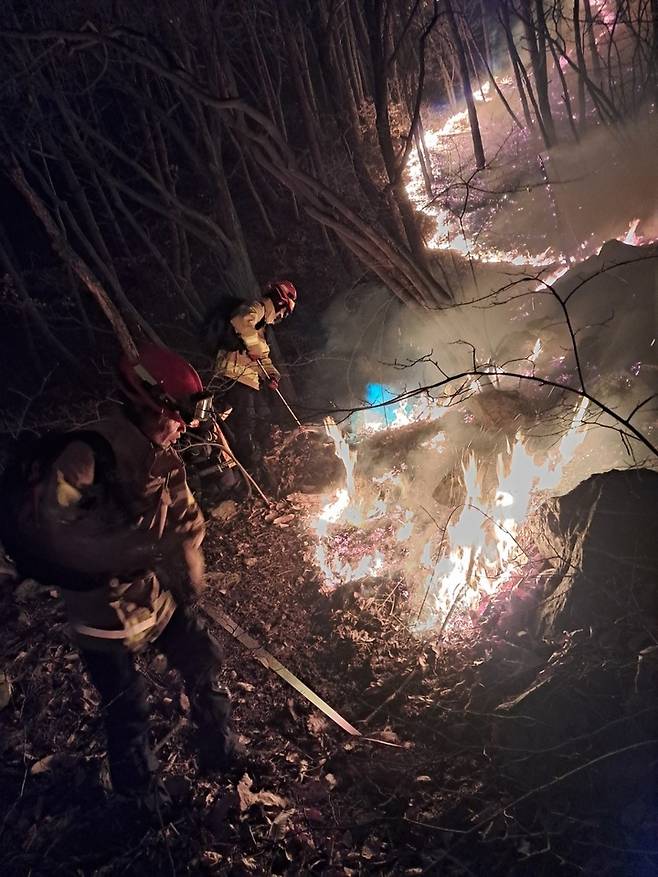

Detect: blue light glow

[364,383,400,427]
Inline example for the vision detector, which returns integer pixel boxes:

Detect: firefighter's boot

[190,682,245,773]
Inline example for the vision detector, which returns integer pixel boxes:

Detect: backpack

[0,430,116,583]
[205,296,246,353]
[205,296,270,353]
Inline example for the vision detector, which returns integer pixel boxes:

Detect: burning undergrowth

[403,60,658,269]
[300,388,591,641]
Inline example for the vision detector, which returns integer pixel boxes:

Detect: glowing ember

[315,488,350,532]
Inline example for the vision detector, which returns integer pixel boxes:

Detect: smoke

[476,112,658,259]
[309,72,658,493]
[313,235,657,495]
[304,9,658,617]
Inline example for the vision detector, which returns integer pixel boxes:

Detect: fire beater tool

[255,359,303,429]
[202,603,406,748]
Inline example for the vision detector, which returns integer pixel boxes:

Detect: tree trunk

[8,165,138,358]
[317,0,384,208]
[278,3,324,178]
[466,15,523,129]
[363,0,432,268]
[583,0,603,86]
[500,2,535,128]
[445,0,486,169]
[0,224,77,366]
[548,29,579,141]
[440,55,458,108]
[652,0,658,85]
[520,0,557,144]
[573,1,588,127]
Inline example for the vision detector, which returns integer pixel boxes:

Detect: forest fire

[1,2,657,873]
[404,77,656,269]
[308,395,589,634]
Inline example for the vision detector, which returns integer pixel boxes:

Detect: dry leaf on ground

[237,773,287,812]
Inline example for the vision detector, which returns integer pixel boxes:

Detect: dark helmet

[118,343,213,425]
[265,280,297,317]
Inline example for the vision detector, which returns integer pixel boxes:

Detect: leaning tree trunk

[572,1,588,127]
[649,0,658,87]
[9,165,138,359]
[0,224,77,366]
[363,0,434,270]
[583,0,603,86]
[500,1,535,129]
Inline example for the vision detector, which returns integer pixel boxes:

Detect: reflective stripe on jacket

[63,573,176,653]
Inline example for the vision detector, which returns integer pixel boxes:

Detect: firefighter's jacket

[215,297,281,390]
[30,410,205,653]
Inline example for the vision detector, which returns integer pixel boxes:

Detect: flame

[417,449,530,626]
[324,417,356,495]
[308,399,590,629]
[310,48,639,619]
[473,81,492,102]
[622,218,641,245]
[439,109,470,137]
[315,488,350,534]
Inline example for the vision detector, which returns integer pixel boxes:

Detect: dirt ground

[1,491,657,876]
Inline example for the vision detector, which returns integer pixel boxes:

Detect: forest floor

[1,483,657,877]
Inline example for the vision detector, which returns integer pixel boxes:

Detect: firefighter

[214,280,297,470]
[15,344,241,807]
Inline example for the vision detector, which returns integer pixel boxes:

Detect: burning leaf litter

[404,67,657,270]
[2,462,656,874]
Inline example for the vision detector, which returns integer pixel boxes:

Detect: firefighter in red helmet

[13,343,241,807]
[213,280,297,470]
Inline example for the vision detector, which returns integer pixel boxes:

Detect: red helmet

[118,343,213,425]
[265,280,297,316]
